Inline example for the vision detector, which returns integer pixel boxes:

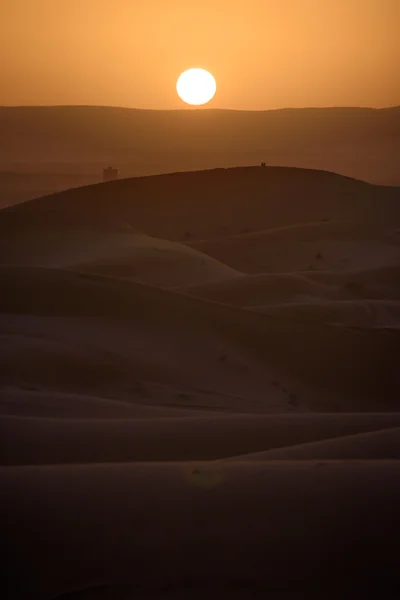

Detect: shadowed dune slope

[1,266,400,410]
[0,389,238,420]
[250,299,400,327]
[182,266,400,306]
[2,168,398,297]
[224,427,400,461]
[181,272,340,306]
[1,167,399,242]
[307,264,400,296]
[3,413,400,465]
[3,462,400,599]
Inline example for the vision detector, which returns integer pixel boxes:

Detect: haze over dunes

[2,166,400,598]
[0,105,399,208]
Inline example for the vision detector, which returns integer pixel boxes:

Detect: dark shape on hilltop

[103,166,118,182]
[261,162,266,167]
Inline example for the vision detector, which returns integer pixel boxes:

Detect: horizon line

[1,104,399,113]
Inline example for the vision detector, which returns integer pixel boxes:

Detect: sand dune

[181,272,340,306]
[182,265,400,307]
[224,427,400,461]
[250,299,400,327]
[3,462,400,599]
[307,265,400,299]
[2,166,398,293]
[189,220,400,273]
[0,266,294,413]
[0,389,235,420]
[1,314,281,416]
[0,228,238,288]
[72,235,239,288]
[1,168,399,413]
[4,413,400,466]
[2,167,399,242]
[1,266,400,410]
[1,165,400,598]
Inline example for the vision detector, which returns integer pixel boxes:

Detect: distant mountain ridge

[1,105,399,186]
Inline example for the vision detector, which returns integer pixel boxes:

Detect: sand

[189,220,400,272]
[1,166,400,598]
[2,167,400,240]
[0,229,239,288]
[4,413,400,466]
[3,462,400,599]
[222,427,400,461]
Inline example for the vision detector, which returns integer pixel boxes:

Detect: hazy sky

[1,0,399,110]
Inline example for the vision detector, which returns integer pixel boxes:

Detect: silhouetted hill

[0,105,399,186]
[1,166,399,242]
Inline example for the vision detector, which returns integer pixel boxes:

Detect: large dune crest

[2,166,399,238]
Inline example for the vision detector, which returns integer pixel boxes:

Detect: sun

[176,69,217,106]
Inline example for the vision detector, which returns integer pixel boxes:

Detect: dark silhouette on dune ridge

[0,105,399,207]
[2,165,400,598]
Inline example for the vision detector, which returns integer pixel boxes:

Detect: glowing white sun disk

[176,68,217,106]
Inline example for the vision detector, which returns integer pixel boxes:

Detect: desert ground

[2,166,400,598]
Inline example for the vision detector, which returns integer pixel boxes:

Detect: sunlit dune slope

[0,228,238,288]
[189,220,400,273]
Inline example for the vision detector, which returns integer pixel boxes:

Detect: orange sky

[1,0,399,110]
